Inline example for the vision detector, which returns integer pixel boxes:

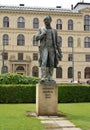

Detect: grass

[0,104,44,130]
[0,103,90,130]
[58,103,90,130]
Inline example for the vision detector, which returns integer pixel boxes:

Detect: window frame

[18,53,23,60]
[68,19,73,30]
[17,17,25,28]
[56,19,62,30]
[17,34,25,46]
[3,16,9,27]
[33,18,39,28]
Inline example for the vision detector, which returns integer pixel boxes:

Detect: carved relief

[26,55,31,61]
[9,55,15,60]
[80,7,90,13]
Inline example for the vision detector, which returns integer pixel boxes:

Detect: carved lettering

[42,88,54,98]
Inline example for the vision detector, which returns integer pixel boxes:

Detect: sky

[0,0,90,9]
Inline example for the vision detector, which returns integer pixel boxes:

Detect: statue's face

[44,17,51,26]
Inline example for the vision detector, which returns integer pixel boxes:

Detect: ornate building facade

[0,2,90,83]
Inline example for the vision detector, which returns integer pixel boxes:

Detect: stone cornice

[79,7,90,13]
[0,6,82,17]
[0,9,82,18]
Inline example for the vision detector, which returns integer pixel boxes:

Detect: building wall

[0,5,90,83]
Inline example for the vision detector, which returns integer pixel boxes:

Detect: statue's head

[43,16,52,22]
[43,16,52,25]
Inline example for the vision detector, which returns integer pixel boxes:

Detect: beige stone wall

[0,7,90,83]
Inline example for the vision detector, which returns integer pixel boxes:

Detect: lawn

[0,104,44,130]
[0,103,90,130]
[59,103,90,130]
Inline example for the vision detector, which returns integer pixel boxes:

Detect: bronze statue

[35,16,62,82]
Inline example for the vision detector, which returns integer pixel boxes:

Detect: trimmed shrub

[0,84,90,103]
[58,84,90,103]
[0,84,36,103]
[0,73,39,84]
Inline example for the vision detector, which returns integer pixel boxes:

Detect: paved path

[38,116,82,130]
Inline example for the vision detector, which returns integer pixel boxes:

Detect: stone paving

[37,116,82,130]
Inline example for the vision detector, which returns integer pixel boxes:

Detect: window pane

[85,67,90,78]
[3,17,9,27]
[17,17,25,28]
[4,53,8,60]
[86,55,90,62]
[33,35,38,46]
[3,34,9,45]
[68,67,72,78]
[68,20,73,30]
[32,66,38,77]
[84,37,90,48]
[56,19,62,29]
[17,34,25,45]
[68,54,72,61]
[33,18,39,28]
[4,66,8,73]
[84,15,90,31]
[18,53,23,60]
[56,67,62,78]
[68,37,73,47]
[33,53,38,60]
[58,36,62,47]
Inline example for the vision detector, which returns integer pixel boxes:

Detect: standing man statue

[35,16,62,82]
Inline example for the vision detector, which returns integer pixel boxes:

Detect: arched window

[33,35,38,46]
[17,34,25,46]
[68,37,73,47]
[3,34,9,45]
[17,17,25,28]
[4,66,8,73]
[56,67,62,78]
[58,36,62,47]
[68,67,72,78]
[16,66,24,71]
[68,19,73,30]
[3,16,9,27]
[32,66,39,77]
[84,67,90,78]
[33,18,39,28]
[56,19,62,29]
[84,37,90,48]
[84,15,90,31]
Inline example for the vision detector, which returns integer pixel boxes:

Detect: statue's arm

[35,28,46,41]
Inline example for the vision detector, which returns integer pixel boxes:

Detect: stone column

[36,82,58,116]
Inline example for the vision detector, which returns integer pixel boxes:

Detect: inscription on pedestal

[43,87,54,98]
[36,82,58,116]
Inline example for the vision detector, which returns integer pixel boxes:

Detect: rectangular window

[33,53,38,60]
[18,53,23,60]
[3,52,8,60]
[68,54,72,61]
[86,55,90,62]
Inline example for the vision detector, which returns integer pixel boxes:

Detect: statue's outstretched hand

[42,28,47,35]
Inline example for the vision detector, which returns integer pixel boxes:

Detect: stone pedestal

[36,82,58,116]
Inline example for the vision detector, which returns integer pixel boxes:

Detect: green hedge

[0,84,90,103]
[0,84,36,103]
[58,84,90,103]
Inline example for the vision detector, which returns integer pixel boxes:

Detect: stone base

[36,81,58,116]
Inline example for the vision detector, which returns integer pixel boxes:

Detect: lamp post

[72,43,74,82]
[1,43,5,74]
